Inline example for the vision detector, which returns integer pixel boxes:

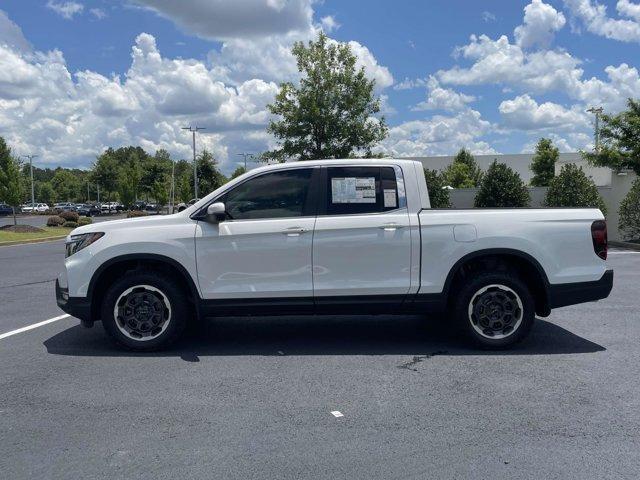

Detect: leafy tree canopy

[474,160,530,207]
[584,98,640,176]
[442,161,475,189]
[453,148,483,186]
[530,138,558,187]
[423,168,451,208]
[265,32,387,161]
[619,178,640,241]
[0,137,24,225]
[544,163,607,214]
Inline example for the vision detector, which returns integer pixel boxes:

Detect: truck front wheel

[101,270,188,351]
[453,272,535,348]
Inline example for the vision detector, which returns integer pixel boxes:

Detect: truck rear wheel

[453,271,534,348]
[101,270,188,351]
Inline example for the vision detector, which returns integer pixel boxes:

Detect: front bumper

[548,269,614,309]
[55,279,93,326]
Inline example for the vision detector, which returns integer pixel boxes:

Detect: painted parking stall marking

[330,411,344,418]
[0,314,70,340]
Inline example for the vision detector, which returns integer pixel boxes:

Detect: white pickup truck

[56,159,613,350]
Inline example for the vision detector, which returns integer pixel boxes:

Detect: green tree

[619,178,640,241]
[178,174,192,203]
[442,162,475,188]
[265,32,387,161]
[38,182,55,205]
[530,138,559,186]
[474,160,530,207]
[545,163,607,214]
[584,99,640,175]
[0,137,24,225]
[151,180,169,212]
[91,152,119,203]
[230,166,247,179]
[117,167,137,208]
[423,168,451,208]
[194,150,226,195]
[453,148,483,186]
[51,169,80,201]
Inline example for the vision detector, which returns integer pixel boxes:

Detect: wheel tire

[452,271,534,349]
[101,270,188,351]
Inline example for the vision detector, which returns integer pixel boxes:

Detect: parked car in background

[77,204,101,217]
[176,198,199,212]
[131,201,146,211]
[21,203,49,213]
[0,203,13,216]
[101,202,122,213]
[57,159,613,351]
[54,202,77,212]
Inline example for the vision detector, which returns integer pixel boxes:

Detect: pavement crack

[397,351,448,372]
[0,278,55,289]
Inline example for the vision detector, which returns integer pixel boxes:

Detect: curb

[610,240,640,251]
[0,235,67,247]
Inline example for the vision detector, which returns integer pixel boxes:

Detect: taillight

[591,220,607,260]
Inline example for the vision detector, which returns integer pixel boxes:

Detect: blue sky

[1,0,639,173]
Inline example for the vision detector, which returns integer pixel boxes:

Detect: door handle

[379,223,404,231]
[282,227,308,236]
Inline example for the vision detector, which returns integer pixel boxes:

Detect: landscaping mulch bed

[0,225,45,233]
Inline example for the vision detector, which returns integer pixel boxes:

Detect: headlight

[65,232,104,258]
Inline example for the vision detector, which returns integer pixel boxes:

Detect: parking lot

[1,238,639,479]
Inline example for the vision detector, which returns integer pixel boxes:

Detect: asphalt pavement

[1,242,639,479]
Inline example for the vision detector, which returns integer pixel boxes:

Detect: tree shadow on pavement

[43,315,606,360]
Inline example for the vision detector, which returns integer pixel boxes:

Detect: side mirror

[206,202,226,223]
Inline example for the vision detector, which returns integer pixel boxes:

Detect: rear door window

[324,166,400,215]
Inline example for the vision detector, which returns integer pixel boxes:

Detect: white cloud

[0,31,281,172]
[437,32,640,114]
[482,11,497,22]
[439,34,583,93]
[46,1,84,20]
[132,0,314,40]
[498,94,588,130]
[320,15,340,33]
[346,40,394,90]
[564,0,640,42]
[617,0,640,22]
[376,109,496,157]
[0,10,31,53]
[412,76,475,111]
[514,0,566,49]
[89,8,107,20]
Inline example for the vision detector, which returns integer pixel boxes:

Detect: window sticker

[383,189,397,208]
[331,177,376,203]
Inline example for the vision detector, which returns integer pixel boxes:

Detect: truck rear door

[312,165,412,309]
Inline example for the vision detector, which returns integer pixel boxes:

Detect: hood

[69,213,188,237]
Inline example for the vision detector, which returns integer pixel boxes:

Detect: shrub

[59,210,79,222]
[423,169,451,208]
[62,221,78,228]
[127,210,148,218]
[47,215,65,226]
[619,178,640,241]
[474,160,530,207]
[545,163,607,215]
[78,216,92,226]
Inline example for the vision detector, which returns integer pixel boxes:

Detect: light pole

[22,154,38,208]
[182,126,205,199]
[587,106,604,152]
[236,153,254,170]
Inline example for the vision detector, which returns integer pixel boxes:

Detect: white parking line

[609,251,640,255]
[0,314,70,340]
[331,411,344,418]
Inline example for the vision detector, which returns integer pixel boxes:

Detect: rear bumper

[55,279,92,325]
[548,269,614,309]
